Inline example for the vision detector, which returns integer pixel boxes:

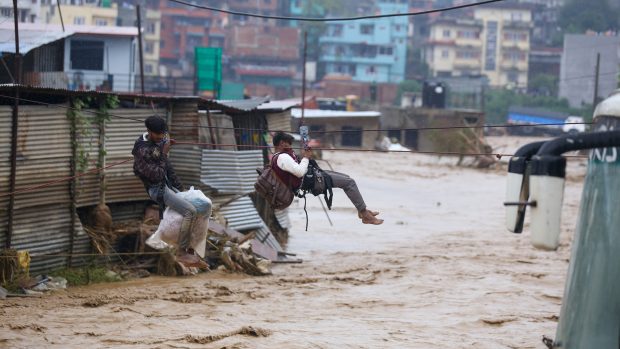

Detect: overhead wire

[167,0,506,22]
[0,93,593,135]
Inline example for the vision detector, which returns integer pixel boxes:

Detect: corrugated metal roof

[0,23,138,54]
[257,98,302,111]
[200,150,263,194]
[215,97,270,112]
[291,108,381,118]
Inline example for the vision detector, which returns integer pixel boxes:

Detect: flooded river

[0,136,586,348]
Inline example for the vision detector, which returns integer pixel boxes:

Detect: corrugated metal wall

[266,111,292,132]
[200,150,263,194]
[105,109,162,203]
[0,106,12,248]
[171,102,199,143]
[8,106,75,273]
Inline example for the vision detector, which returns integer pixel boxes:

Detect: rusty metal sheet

[213,195,264,231]
[0,106,11,247]
[208,220,278,261]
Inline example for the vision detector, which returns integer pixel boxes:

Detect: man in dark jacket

[132,116,207,269]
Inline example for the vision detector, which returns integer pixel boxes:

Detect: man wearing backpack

[272,131,383,225]
[132,116,208,269]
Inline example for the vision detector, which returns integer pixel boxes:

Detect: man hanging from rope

[272,131,383,225]
[132,116,208,269]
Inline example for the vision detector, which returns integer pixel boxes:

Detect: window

[332,24,343,36]
[456,50,479,59]
[442,29,450,38]
[457,30,479,39]
[160,40,165,48]
[73,16,85,25]
[395,24,402,31]
[341,126,362,147]
[507,71,518,83]
[503,51,526,62]
[379,46,393,55]
[367,65,376,74]
[145,42,154,54]
[145,64,153,74]
[404,129,418,149]
[360,24,374,35]
[441,49,449,58]
[146,22,156,34]
[95,19,107,26]
[70,40,104,70]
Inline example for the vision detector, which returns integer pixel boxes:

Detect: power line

[167,0,506,22]
[0,94,593,135]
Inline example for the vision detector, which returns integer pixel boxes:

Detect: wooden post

[7,0,21,248]
[136,5,145,96]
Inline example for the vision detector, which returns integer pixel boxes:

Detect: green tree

[528,74,559,97]
[558,0,618,33]
[395,79,422,105]
[484,88,593,124]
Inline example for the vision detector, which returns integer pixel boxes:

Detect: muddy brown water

[0,136,585,348]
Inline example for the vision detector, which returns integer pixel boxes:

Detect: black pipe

[536,130,620,156]
[508,141,546,175]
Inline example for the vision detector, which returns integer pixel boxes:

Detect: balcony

[499,60,528,71]
[502,20,532,30]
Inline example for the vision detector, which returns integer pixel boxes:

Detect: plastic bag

[175,186,212,215]
[146,187,212,258]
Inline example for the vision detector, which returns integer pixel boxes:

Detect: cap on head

[145,115,168,133]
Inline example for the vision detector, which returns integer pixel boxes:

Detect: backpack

[301,159,333,209]
[254,153,295,210]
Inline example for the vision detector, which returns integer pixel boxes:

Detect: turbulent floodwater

[0,136,586,349]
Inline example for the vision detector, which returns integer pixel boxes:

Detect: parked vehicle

[506,106,567,136]
[562,116,586,134]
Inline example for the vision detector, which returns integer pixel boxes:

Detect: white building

[0,23,138,92]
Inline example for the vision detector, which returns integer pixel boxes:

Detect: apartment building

[425,3,532,89]
[318,0,408,84]
[46,1,118,27]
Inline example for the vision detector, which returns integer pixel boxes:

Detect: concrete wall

[559,34,620,108]
[63,34,136,91]
[292,117,381,149]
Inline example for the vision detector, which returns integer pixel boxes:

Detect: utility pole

[593,52,600,112]
[301,31,307,126]
[136,5,145,96]
[7,0,21,248]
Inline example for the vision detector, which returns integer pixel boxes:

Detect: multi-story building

[424,17,484,78]
[424,3,532,89]
[46,1,118,27]
[116,5,161,76]
[318,0,408,84]
[474,3,532,88]
[226,0,278,26]
[0,0,46,23]
[226,25,299,98]
[157,0,221,76]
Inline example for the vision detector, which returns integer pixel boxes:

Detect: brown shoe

[360,209,384,225]
[176,252,209,270]
[358,209,380,219]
